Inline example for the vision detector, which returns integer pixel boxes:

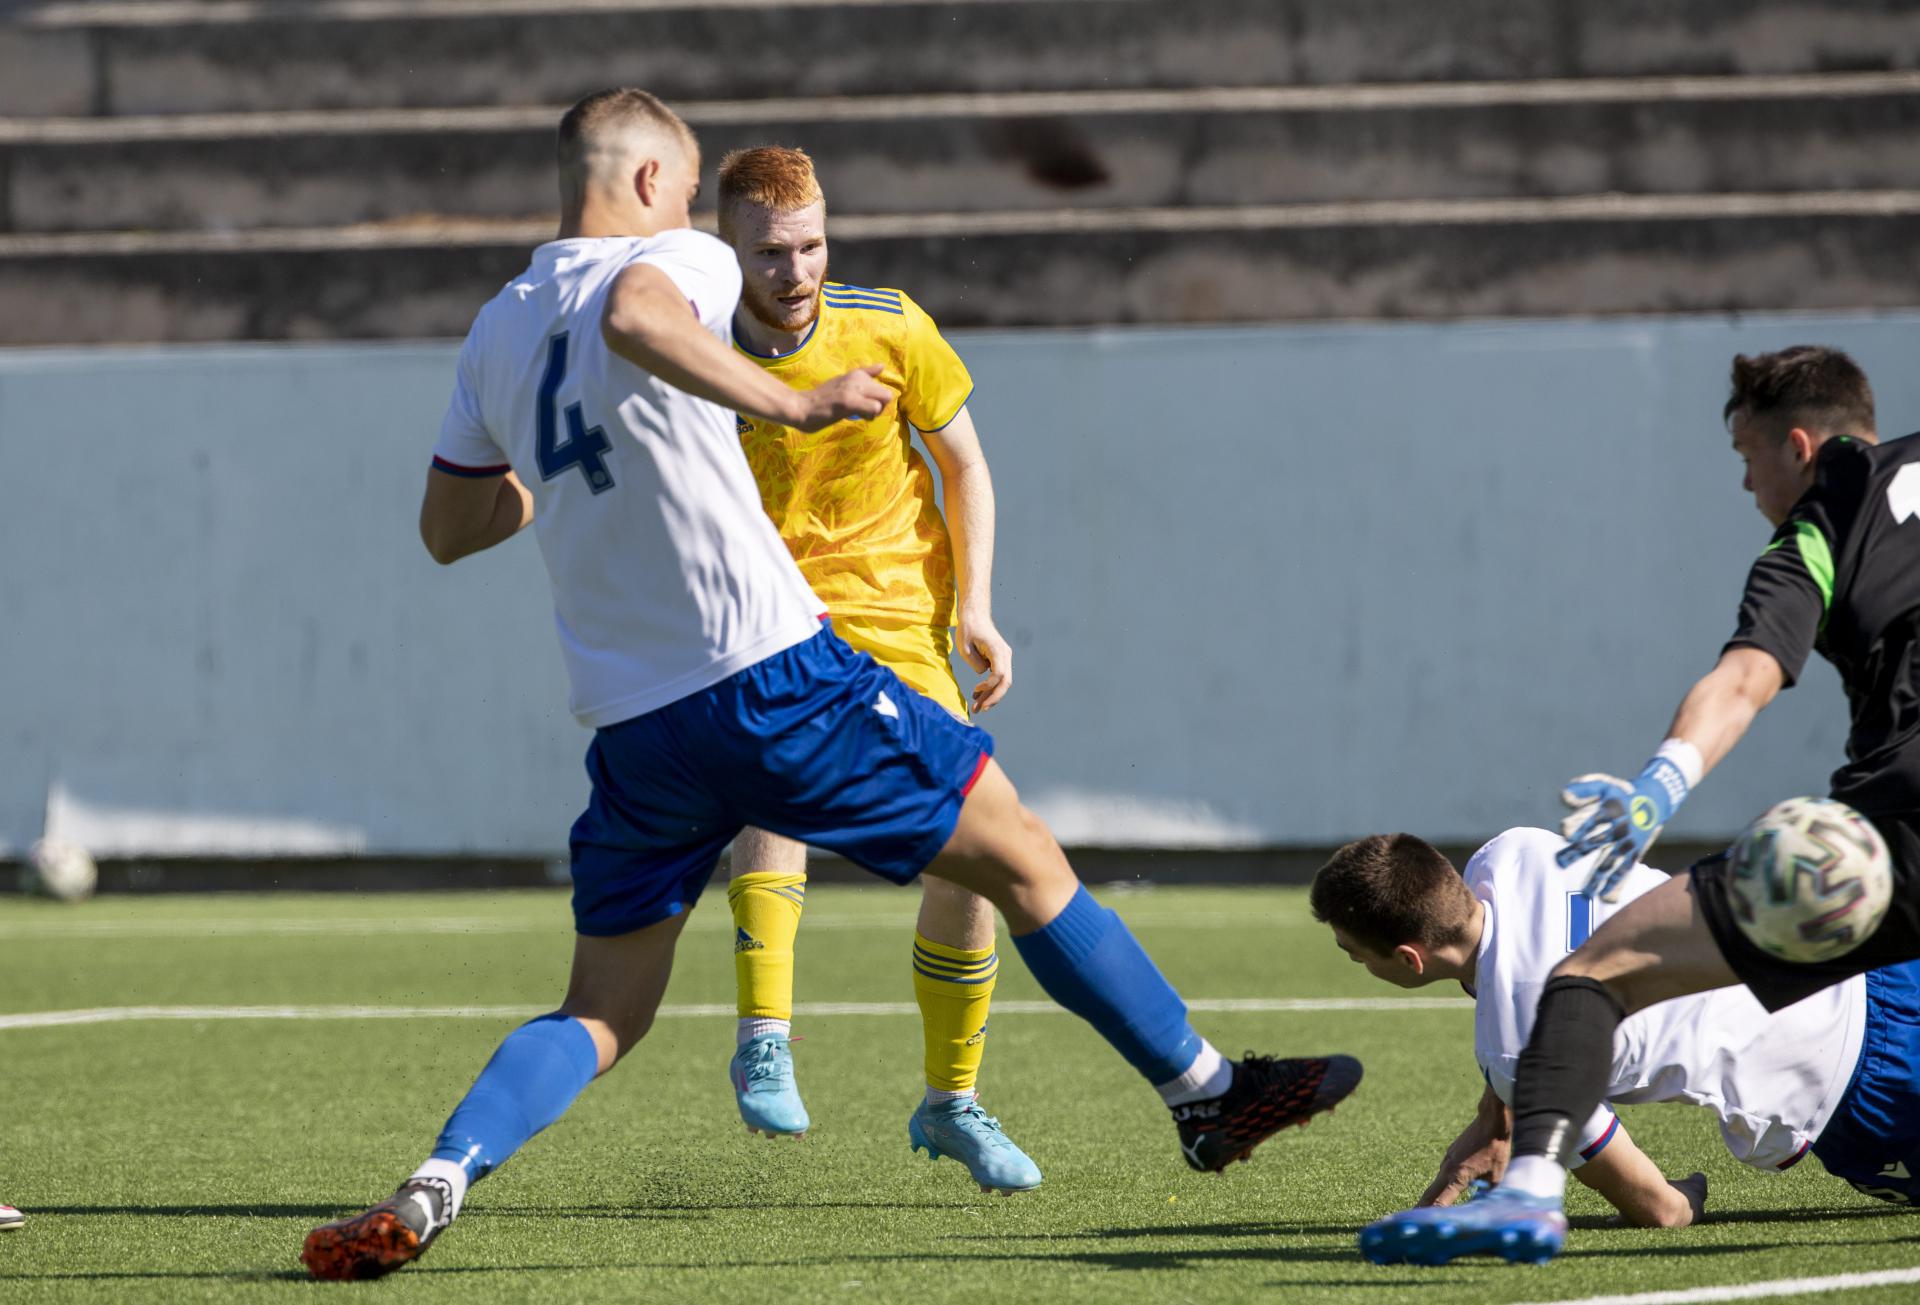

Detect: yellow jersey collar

[732,302,825,365]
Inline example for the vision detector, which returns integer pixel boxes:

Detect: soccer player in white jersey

[298,88,1361,1281]
[1307,830,1920,1247]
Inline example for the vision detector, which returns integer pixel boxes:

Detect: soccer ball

[1728,797,1891,963]
[22,839,98,903]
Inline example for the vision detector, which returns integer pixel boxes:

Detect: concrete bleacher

[3,0,1919,343]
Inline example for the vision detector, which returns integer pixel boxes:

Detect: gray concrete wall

[8,0,1918,116]
[16,92,1920,234]
[2,311,1901,859]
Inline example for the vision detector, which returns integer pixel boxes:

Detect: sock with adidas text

[729,871,806,1040]
[912,932,998,1099]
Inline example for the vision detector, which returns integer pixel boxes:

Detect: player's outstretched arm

[420,469,534,565]
[1662,646,1785,776]
[601,265,889,431]
[1573,1125,1707,1229]
[922,407,1013,713]
[1418,1082,1512,1206]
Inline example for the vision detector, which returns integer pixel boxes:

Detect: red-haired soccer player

[715,145,1036,1194]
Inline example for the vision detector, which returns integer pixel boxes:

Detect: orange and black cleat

[1172,1053,1363,1172]
[300,1178,452,1281]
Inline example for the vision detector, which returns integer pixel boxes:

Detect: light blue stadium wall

[2,312,1907,857]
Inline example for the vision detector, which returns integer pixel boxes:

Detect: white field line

[0,909,1277,942]
[7,71,1920,144]
[1515,1264,1920,1305]
[0,996,1472,1032]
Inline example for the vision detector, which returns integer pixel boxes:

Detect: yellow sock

[912,932,998,1094]
[728,872,806,1021]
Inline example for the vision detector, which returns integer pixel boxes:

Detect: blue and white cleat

[729,1033,810,1138]
[908,1096,1043,1195]
[1360,1186,1568,1266]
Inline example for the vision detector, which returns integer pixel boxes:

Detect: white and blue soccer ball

[22,838,98,904]
[1728,797,1891,963]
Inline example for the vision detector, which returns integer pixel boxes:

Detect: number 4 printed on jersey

[537,332,617,495]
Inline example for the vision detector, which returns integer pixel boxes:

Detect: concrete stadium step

[6,73,1918,233]
[4,0,1918,117]
[6,192,1919,343]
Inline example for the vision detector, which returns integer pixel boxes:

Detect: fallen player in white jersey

[1310,828,1920,1242]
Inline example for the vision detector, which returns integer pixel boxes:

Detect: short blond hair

[716,146,826,240]
[556,88,697,216]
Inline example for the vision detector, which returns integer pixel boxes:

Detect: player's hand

[956,605,1013,714]
[1555,756,1690,901]
[1418,1096,1511,1207]
[792,365,889,431]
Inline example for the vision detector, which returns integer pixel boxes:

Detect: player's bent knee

[929,767,1079,932]
[556,1013,632,1076]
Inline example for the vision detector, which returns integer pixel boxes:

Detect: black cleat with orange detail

[1173,1053,1363,1172]
[300,1177,452,1281]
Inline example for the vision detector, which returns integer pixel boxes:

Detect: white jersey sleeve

[628,226,744,328]
[432,332,509,474]
[1466,827,1866,1173]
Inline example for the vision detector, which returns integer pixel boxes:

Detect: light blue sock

[428,1013,600,1182]
[1011,885,1203,1084]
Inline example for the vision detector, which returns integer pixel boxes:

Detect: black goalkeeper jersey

[1725,432,1920,816]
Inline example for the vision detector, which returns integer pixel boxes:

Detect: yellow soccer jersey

[734,282,973,627]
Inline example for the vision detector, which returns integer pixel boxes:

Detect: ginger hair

[716,146,826,241]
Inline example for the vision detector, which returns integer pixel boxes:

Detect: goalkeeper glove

[1554,745,1698,901]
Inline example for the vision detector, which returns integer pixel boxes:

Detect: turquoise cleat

[729,1033,810,1138]
[1359,1186,1568,1266]
[908,1097,1043,1195]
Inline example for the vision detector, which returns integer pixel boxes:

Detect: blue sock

[1011,885,1203,1084]
[428,1013,600,1181]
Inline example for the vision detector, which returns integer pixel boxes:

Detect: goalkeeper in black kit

[1365,345,1920,1266]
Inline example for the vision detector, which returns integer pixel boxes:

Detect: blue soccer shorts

[1811,959,1920,1204]
[567,627,994,937]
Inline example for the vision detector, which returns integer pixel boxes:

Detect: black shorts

[1693,809,1920,1012]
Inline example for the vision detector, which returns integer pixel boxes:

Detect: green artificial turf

[1,885,1916,1303]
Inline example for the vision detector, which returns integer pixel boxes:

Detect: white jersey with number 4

[431,230,825,728]
[1469,828,1865,1171]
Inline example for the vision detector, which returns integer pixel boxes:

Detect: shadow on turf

[23,1204,354,1218]
[0,1270,311,1283]
[23,1199,963,1220]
